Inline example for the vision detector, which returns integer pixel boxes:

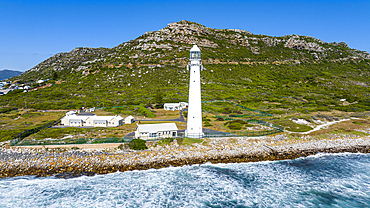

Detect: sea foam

[1,153,370,207]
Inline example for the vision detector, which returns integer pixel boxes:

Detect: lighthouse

[185,45,203,138]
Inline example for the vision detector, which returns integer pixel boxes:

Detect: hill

[0,69,22,81]
[2,20,370,114]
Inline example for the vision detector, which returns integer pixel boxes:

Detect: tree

[154,89,164,104]
[52,71,58,80]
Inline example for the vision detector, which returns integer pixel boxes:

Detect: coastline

[1,134,370,178]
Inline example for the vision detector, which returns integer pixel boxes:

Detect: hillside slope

[0,69,22,81]
[3,20,370,113]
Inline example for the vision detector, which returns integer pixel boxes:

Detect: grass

[177,137,204,146]
[330,129,370,136]
[353,121,364,125]
[271,119,313,132]
[157,137,174,146]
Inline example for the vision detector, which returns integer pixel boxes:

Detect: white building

[125,115,135,124]
[61,112,123,127]
[0,89,12,95]
[135,123,178,140]
[185,45,203,138]
[164,102,188,111]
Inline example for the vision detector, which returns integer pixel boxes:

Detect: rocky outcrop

[284,35,324,52]
[30,47,110,72]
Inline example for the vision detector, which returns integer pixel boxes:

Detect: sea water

[1,153,370,207]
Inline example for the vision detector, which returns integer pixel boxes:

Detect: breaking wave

[1,153,370,207]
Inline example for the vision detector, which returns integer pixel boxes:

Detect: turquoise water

[1,153,370,207]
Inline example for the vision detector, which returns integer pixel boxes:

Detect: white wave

[1,153,370,207]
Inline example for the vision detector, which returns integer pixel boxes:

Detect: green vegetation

[128,139,148,150]
[271,119,313,132]
[177,137,204,146]
[204,121,212,127]
[0,107,17,114]
[157,137,174,146]
[3,21,369,115]
[330,129,369,136]
[353,121,364,125]
[224,119,254,130]
[0,110,61,142]
[1,21,370,142]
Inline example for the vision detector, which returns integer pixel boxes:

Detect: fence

[9,120,60,146]
[174,128,282,139]
[234,104,274,117]
[11,137,128,146]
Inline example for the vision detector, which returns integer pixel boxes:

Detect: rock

[284,35,324,52]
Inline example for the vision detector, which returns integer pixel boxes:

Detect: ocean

[1,153,370,207]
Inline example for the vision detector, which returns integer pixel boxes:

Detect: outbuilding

[135,123,178,140]
[164,102,188,111]
[125,115,135,124]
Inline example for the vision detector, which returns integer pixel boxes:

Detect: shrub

[157,138,174,146]
[204,121,212,127]
[0,107,17,114]
[128,139,148,150]
[228,123,243,130]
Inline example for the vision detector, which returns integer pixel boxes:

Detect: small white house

[125,115,134,124]
[164,102,188,111]
[135,123,178,140]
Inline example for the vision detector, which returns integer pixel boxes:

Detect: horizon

[1,0,369,72]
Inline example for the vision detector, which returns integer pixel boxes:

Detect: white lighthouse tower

[185,45,203,138]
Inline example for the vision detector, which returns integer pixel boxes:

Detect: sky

[1,0,369,72]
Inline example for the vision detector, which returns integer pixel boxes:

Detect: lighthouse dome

[190,45,200,52]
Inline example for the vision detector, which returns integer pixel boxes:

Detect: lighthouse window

[193,80,195,82]
[193,117,195,119]
[194,71,195,73]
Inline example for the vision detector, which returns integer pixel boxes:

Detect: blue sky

[1,0,369,72]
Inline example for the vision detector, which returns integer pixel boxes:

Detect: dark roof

[77,113,96,116]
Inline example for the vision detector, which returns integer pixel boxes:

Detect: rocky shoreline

[1,134,370,178]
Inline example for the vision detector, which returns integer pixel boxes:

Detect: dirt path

[285,119,353,134]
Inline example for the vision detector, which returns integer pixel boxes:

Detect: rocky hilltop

[19,20,369,81]
[3,20,370,112]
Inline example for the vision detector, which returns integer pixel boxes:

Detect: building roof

[137,123,178,133]
[66,111,76,115]
[64,115,123,122]
[164,103,181,106]
[77,112,96,116]
[69,119,83,122]
[125,115,134,119]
